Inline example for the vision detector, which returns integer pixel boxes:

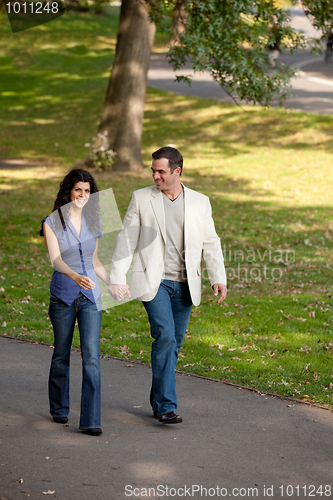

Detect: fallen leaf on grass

[113,345,130,355]
[299,346,311,353]
[231,357,242,361]
[238,346,248,352]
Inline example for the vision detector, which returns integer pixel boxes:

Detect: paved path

[148,53,333,115]
[1,336,333,500]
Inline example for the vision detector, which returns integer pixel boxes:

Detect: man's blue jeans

[143,280,192,416]
[48,293,102,430]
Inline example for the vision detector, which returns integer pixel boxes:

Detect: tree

[95,0,332,172]
[95,0,155,171]
[147,0,322,106]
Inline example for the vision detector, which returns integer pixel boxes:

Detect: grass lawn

[1,8,333,408]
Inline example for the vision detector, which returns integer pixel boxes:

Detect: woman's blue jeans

[143,280,192,416]
[48,293,102,430]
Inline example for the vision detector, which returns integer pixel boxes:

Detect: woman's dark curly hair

[53,169,101,236]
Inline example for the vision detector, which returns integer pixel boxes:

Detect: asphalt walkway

[1,336,333,500]
[148,53,333,115]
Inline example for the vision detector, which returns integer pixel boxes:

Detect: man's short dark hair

[152,146,183,176]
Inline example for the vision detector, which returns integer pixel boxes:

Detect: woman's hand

[108,284,131,302]
[74,274,96,290]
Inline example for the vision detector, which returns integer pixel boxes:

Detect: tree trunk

[97,0,156,171]
[171,0,188,45]
[95,0,102,14]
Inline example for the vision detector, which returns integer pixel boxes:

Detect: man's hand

[108,284,131,302]
[213,283,227,305]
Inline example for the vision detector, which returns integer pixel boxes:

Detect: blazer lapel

[183,184,193,250]
[150,188,166,243]
[183,184,188,248]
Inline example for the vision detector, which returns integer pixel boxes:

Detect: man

[109,146,227,424]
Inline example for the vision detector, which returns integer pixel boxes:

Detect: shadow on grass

[144,89,333,157]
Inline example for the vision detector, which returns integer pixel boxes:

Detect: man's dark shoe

[52,415,68,424]
[82,427,103,436]
[153,410,158,418]
[158,411,182,424]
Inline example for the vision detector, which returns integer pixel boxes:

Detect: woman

[41,169,110,436]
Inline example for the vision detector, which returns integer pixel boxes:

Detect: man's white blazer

[110,184,226,306]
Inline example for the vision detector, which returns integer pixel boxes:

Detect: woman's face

[70,181,91,209]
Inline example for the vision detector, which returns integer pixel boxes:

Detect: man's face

[151,158,180,192]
